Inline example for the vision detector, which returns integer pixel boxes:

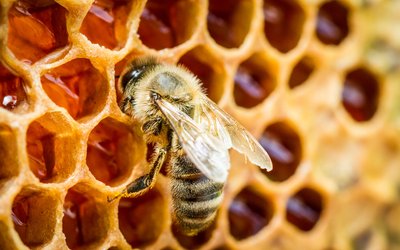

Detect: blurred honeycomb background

[0,0,399,249]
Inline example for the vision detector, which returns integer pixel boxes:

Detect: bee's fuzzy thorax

[125,62,204,124]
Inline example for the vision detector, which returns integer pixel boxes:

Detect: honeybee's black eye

[121,65,146,91]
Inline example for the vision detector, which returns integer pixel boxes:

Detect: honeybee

[109,57,272,236]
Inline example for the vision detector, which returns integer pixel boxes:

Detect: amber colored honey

[7,1,68,63]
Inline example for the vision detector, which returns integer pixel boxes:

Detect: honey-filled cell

[259,122,302,182]
[179,47,226,103]
[263,0,305,53]
[26,112,78,183]
[80,0,133,49]
[341,67,380,122]
[233,54,277,108]
[86,118,143,186]
[62,186,109,249]
[12,189,58,248]
[0,63,28,112]
[118,189,165,248]
[138,0,200,50]
[207,0,254,48]
[286,187,324,231]
[228,186,274,240]
[288,56,315,89]
[41,59,108,120]
[316,0,349,45]
[7,0,68,64]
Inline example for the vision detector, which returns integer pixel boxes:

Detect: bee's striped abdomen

[170,155,224,236]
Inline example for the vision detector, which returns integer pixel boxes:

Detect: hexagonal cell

[286,187,323,231]
[80,0,133,49]
[138,0,200,50]
[263,0,306,53]
[233,54,277,108]
[12,189,58,248]
[316,1,349,45]
[41,58,108,120]
[172,220,215,249]
[207,0,254,48]
[62,185,110,249]
[0,62,28,112]
[288,56,315,89]
[341,67,380,122]
[86,118,143,186]
[0,125,20,187]
[179,47,226,103]
[7,0,68,64]
[259,122,302,182]
[26,112,79,183]
[228,186,274,240]
[118,189,165,248]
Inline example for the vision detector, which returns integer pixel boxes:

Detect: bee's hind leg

[108,147,167,202]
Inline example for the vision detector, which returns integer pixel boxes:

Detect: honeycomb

[0,0,399,249]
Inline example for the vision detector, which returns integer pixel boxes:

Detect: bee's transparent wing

[201,96,273,171]
[197,102,232,149]
[156,99,230,182]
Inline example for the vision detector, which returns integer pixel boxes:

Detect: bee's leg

[108,147,167,202]
[142,116,163,135]
[120,96,134,113]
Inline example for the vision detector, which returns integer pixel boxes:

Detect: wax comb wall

[0,0,399,249]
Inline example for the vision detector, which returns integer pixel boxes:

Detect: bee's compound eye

[121,66,145,90]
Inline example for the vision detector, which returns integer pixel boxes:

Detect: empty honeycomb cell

[80,0,133,50]
[341,67,380,122]
[41,58,108,120]
[0,63,28,112]
[172,220,216,249]
[233,54,277,108]
[62,186,109,249]
[86,117,143,186]
[316,1,349,45]
[286,187,323,231]
[7,0,68,64]
[138,0,200,50]
[26,112,79,183]
[12,189,58,248]
[207,0,254,48]
[288,56,315,89]
[0,125,20,186]
[118,189,165,248]
[228,186,274,240]
[179,47,225,103]
[263,0,305,53]
[259,122,302,182]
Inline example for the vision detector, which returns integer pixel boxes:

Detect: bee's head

[120,57,158,92]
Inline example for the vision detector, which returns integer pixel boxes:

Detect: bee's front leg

[108,146,167,202]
